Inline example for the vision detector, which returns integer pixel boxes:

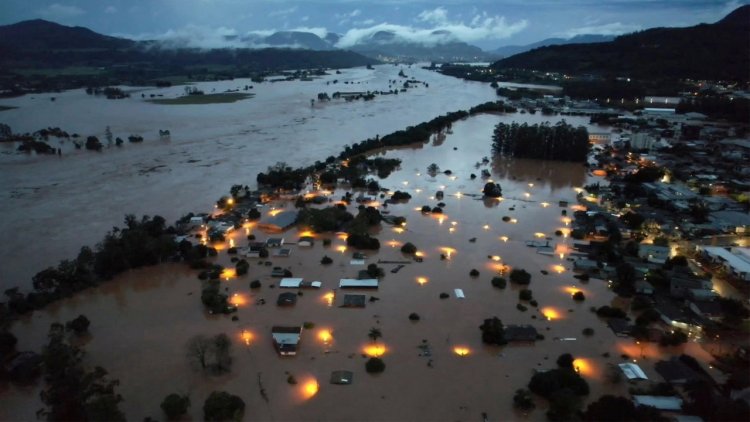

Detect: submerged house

[271,326,302,356]
[258,211,298,232]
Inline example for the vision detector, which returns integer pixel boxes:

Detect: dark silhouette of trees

[479,317,507,345]
[161,394,190,420]
[203,391,245,421]
[492,121,589,162]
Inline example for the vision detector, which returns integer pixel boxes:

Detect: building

[277,292,298,306]
[670,274,713,299]
[279,278,322,289]
[504,325,539,342]
[258,211,298,232]
[655,357,705,385]
[630,132,656,150]
[298,236,315,247]
[271,326,302,356]
[339,279,379,289]
[342,294,366,308]
[638,244,671,264]
[588,132,611,145]
[709,211,750,234]
[697,246,750,281]
[618,363,648,380]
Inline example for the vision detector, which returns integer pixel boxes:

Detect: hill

[0,19,134,51]
[493,34,614,58]
[491,5,750,81]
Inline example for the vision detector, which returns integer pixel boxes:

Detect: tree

[186,335,212,370]
[203,391,245,422]
[0,331,18,357]
[365,357,386,373]
[491,277,507,288]
[161,394,190,420]
[212,334,232,373]
[482,182,503,198]
[513,389,535,412]
[519,289,533,301]
[479,317,507,345]
[556,353,575,369]
[528,368,589,398]
[547,388,582,421]
[368,327,382,343]
[400,242,417,255]
[510,269,532,285]
[65,314,91,335]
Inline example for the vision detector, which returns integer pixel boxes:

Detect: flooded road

[1,111,718,421]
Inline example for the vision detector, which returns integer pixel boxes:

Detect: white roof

[279,278,304,287]
[339,279,378,288]
[271,332,300,345]
[454,289,465,299]
[632,395,683,411]
[350,259,366,266]
[618,362,648,380]
[701,246,750,274]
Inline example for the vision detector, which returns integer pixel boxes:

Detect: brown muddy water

[0,64,507,288]
[0,111,719,421]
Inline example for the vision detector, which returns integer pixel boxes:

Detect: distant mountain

[263,31,333,50]
[0,19,134,51]
[346,30,493,62]
[0,20,378,93]
[494,34,614,58]
[491,5,750,81]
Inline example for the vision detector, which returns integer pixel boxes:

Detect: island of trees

[491,120,589,162]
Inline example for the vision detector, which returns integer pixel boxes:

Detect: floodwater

[1,111,720,421]
[0,64,500,289]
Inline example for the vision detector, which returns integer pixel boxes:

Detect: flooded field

[0,64,500,288]
[1,112,718,421]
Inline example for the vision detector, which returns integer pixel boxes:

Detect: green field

[0,105,17,112]
[147,93,254,105]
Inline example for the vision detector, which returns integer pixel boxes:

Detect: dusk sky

[0,0,746,49]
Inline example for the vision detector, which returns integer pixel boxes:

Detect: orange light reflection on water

[363,344,387,357]
[541,307,562,320]
[453,346,471,357]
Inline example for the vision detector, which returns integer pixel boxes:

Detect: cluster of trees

[676,93,750,123]
[492,121,590,162]
[40,323,125,420]
[527,353,590,420]
[85,86,129,99]
[256,162,310,191]
[297,205,354,232]
[3,215,177,319]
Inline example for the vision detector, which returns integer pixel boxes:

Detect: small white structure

[454,289,465,299]
[339,279,379,289]
[279,278,322,289]
[618,362,648,380]
[350,259,366,266]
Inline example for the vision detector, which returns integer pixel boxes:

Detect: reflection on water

[492,157,588,192]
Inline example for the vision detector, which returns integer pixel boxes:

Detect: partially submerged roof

[339,278,378,289]
[618,362,648,380]
[277,292,298,306]
[271,326,302,348]
[342,294,366,308]
[505,325,538,342]
[454,288,465,299]
[330,370,353,385]
[278,278,322,289]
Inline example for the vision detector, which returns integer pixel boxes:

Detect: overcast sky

[0,0,745,49]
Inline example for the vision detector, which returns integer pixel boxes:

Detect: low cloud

[336,9,527,48]
[39,3,85,20]
[559,22,641,38]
